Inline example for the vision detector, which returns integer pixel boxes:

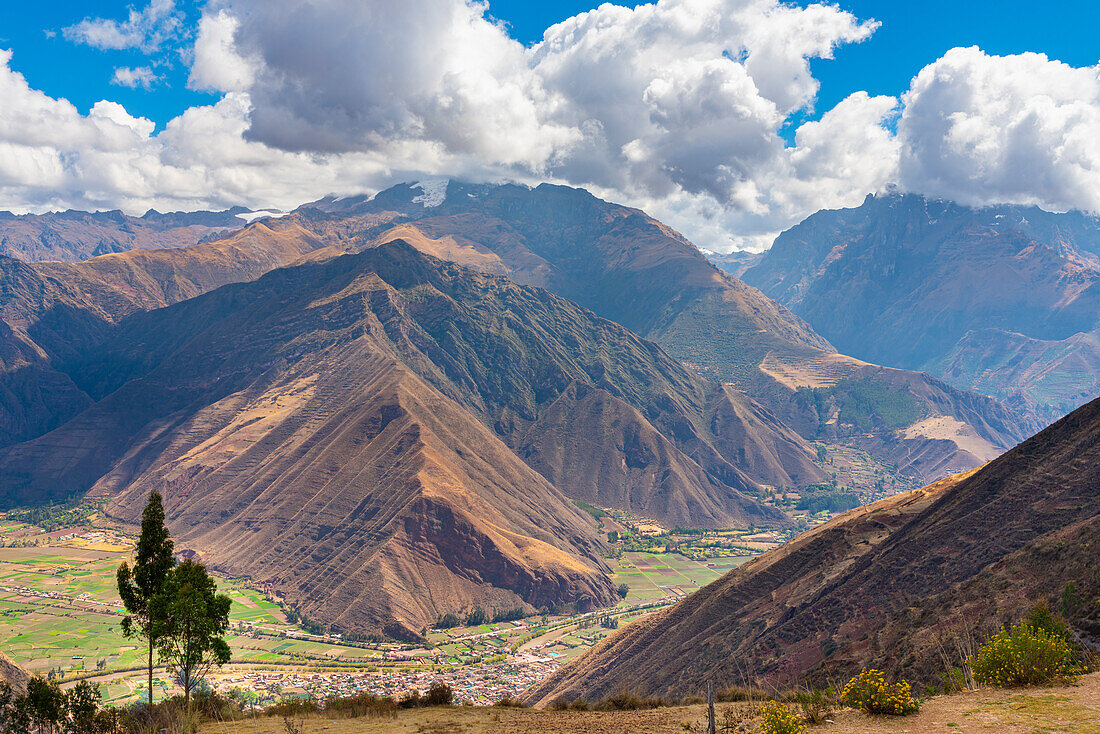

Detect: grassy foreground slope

[196,673,1100,734]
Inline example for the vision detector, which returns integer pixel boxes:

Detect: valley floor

[199,672,1100,734]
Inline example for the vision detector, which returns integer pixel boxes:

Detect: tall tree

[152,559,232,709]
[116,491,175,707]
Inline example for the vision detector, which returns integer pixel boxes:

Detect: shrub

[598,692,669,710]
[840,668,919,716]
[424,682,453,706]
[759,700,806,734]
[795,688,836,724]
[968,620,1079,687]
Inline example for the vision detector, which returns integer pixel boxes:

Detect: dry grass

[198,672,1100,734]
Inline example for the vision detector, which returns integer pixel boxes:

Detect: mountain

[0,182,1040,502]
[294,182,1038,485]
[0,207,257,262]
[0,651,30,694]
[527,396,1100,705]
[0,218,330,448]
[705,249,762,278]
[0,241,820,635]
[742,193,1100,423]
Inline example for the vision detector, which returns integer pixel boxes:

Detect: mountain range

[0,182,1055,637]
[298,182,1038,483]
[0,208,254,262]
[0,235,809,636]
[741,193,1100,423]
[528,393,1100,704]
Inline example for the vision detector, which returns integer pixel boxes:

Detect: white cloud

[0,49,396,214]
[63,0,184,53]
[111,66,160,90]
[188,9,254,93]
[5,2,1099,253]
[193,0,880,248]
[897,47,1100,214]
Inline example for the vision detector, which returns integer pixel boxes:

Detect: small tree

[0,682,32,734]
[617,583,629,599]
[117,491,176,706]
[24,678,65,734]
[153,559,232,709]
[65,681,116,734]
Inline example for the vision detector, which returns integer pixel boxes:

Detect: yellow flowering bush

[968,621,1079,687]
[840,668,919,715]
[759,700,806,734]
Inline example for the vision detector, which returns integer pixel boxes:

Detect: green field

[611,551,731,604]
[0,543,378,695]
[1,520,748,705]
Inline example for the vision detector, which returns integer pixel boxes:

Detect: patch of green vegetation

[795,491,860,514]
[802,378,928,432]
[571,500,606,520]
[5,500,105,532]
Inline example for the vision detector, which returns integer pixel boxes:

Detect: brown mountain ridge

[297,182,1040,485]
[0,241,816,635]
[527,394,1100,705]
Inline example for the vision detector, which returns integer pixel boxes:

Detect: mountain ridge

[742,192,1100,423]
[527,394,1100,704]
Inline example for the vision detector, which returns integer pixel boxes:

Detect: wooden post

[707,680,716,734]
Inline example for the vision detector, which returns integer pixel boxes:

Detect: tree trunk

[148,637,154,707]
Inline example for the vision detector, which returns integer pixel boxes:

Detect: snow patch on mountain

[412,178,449,208]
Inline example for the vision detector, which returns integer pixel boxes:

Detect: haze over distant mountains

[0,181,1060,637]
[740,193,1100,424]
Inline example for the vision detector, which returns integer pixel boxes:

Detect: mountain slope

[300,182,1037,486]
[0,242,812,632]
[0,237,818,529]
[0,651,30,694]
[742,193,1100,423]
[0,218,330,448]
[0,208,251,262]
[527,395,1100,704]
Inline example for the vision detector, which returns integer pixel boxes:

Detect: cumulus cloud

[63,0,184,53]
[0,48,396,214]
[897,47,1100,214]
[111,66,160,90]
[189,0,880,247]
[5,1,1099,252]
[188,9,254,93]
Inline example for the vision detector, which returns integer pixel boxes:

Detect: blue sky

[4,1,1097,132]
[1,1,1098,250]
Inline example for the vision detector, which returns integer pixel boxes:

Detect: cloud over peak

[5,1,1099,252]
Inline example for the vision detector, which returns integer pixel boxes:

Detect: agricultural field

[0,512,773,706]
[613,552,727,604]
[0,522,381,703]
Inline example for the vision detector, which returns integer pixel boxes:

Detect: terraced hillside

[528,395,1100,704]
